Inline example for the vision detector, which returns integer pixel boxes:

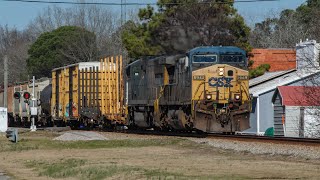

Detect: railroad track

[18,126,320,146]
[207,133,320,146]
[113,129,320,146]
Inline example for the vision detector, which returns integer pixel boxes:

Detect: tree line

[1,0,320,84]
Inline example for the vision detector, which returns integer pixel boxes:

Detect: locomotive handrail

[240,83,250,100]
[192,82,206,100]
[240,82,252,112]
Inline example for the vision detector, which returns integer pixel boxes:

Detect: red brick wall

[249,49,296,71]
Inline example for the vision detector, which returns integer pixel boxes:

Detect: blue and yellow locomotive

[126,46,251,133]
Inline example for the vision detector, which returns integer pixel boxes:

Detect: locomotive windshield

[220,55,244,63]
[192,55,217,63]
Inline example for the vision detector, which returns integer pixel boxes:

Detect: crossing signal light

[23,92,31,100]
[13,92,21,99]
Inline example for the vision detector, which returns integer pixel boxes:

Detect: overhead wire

[0,0,282,6]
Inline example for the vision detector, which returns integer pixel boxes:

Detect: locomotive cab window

[192,55,217,63]
[220,55,244,63]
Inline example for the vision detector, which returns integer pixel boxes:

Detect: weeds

[26,159,86,178]
[0,134,185,152]
[25,159,229,180]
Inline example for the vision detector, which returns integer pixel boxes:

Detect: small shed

[272,86,320,138]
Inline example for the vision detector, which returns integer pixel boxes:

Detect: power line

[1,0,281,6]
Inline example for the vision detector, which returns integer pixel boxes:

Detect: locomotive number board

[193,75,205,80]
[237,75,248,80]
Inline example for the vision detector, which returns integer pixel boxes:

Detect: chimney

[296,39,320,71]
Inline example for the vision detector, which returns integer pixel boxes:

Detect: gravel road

[52,130,320,159]
[189,138,320,160]
[0,171,10,180]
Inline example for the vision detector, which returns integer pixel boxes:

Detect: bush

[249,64,271,79]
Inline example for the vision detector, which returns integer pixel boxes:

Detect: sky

[0,0,307,30]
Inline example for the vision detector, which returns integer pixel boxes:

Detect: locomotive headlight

[218,67,224,76]
[206,94,212,100]
[235,94,240,100]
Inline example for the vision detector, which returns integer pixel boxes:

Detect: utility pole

[30,76,37,131]
[121,0,123,27]
[124,0,126,24]
[4,55,8,108]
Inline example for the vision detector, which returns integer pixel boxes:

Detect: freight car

[0,78,51,127]
[126,46,252,133]
[51,56,125,128]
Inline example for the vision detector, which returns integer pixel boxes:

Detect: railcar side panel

[51,57,126,126]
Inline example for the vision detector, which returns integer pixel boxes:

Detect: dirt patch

[0,131,320,180]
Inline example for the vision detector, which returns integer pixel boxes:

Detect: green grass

[0,135,185,152]
[0,131,250,180]
[25,159,86,178]
[25,159,247,180]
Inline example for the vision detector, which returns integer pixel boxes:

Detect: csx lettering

[208,77,233,87]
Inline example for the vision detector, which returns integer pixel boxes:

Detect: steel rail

[38,126,320,145]
[111,129,320,146]
[207,133,320,145]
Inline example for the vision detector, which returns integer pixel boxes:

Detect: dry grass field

[0,130,320,180]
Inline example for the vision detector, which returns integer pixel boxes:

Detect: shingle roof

[274,86,320,106]
[249,69,295,87]
[249,69,320,96]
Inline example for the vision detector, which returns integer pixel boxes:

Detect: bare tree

[0,25,31,85]
[27,4,126,56]
[293,41,320,138]
[250,11,310,48]
[0,1,140,84]
[60,27,97,64]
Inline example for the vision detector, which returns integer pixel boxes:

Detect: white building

[247,39,320,135]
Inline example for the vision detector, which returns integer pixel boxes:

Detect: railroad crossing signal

[13,92,21,99]
[13,91,31,100]
[5,128,18,143]
[23,92,31,100]
[14,91,32,104]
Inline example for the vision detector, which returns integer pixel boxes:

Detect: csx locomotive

[127,46,251,133]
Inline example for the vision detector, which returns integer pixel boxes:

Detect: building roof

[249,69,320,96]
[249,69,295,87]
[249,49,296,72]
[273,86,320,106]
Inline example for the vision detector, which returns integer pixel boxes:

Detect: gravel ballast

[54,131,108,141]
[53,130,320,159]
[189,138,320,159]
[0,171,10,180]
